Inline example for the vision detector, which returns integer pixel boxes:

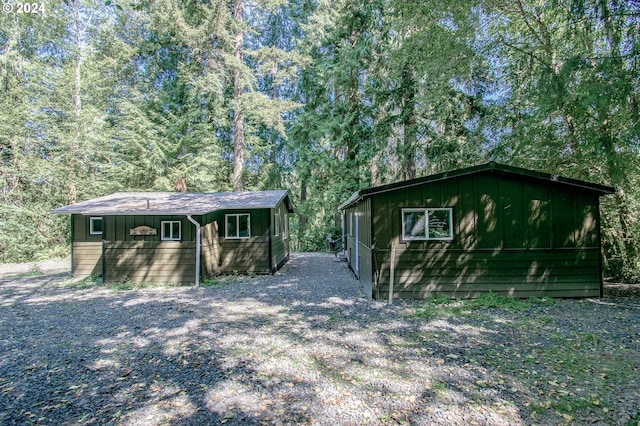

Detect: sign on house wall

[130,226,157,236]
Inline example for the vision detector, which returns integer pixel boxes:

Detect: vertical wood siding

[270,201,290,272]
[71,199,291,283]
[201,220,221,278]
[213,209,271,274]
[104,216,194,242]
[344,199,372,289]
[368,172,603,299]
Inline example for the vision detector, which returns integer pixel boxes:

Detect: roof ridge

[339,162,614,210]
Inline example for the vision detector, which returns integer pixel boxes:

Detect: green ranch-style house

[339,162,614,300]
[52,190,294,284]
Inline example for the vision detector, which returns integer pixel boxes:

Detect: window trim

[89,217,103,235]
[161,220,181,241]
[225,213,251,239]
[401,207,454,242]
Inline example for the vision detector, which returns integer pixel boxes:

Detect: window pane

[274,214,280,236]
[403,211,426,239]
[91,218,103,234]
[171,222,180,239]
[428,210,451,239]
[163,222,171,238]
[226,215,237,237]
[239,214,250,238]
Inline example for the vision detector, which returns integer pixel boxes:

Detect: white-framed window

[161,221,181,241]
[89,217,103,235]
[283,214,289,240]
[273,212,280,237]
[349,212,353,236]
[401,208,453,241]
[226,213,251,239]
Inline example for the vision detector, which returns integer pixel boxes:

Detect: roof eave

[338,190,363,211]
[50,190,295,215]
[338,162,615,206]
[51,209,214,216]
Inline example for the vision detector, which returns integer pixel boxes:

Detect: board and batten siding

[344,198,373,295]
[201,209,271,274]
[71,215,103,277]
[371,172,603,299]
[270,201,290,272]
[100,216,197,283]
[201,220,221,278]
[104,216,195,242]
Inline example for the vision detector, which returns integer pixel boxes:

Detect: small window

[274,213,280,237]
[401,208,453,241]
[90,217,103,235]
[161,221,181,241]
[226,213,251,239]
[349,212,353,236]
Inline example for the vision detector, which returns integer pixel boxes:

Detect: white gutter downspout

[341,212,345,255]
[186,215,201,287]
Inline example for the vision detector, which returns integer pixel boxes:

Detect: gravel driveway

[0,252,638,425]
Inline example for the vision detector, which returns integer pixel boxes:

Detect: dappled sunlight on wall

[481,194,497,234]
[525,261,551,284]
[572,209,597,247]
[528,199,550,249]
[367,171,605,300]
[459,211,477,250]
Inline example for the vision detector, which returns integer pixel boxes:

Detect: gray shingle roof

[52,190,293,216]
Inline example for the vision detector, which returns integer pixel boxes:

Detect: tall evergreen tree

[481,0,640,280]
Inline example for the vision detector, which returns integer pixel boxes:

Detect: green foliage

[425,294,451,305]
[410,293,557,319]
[482,0,640,280]
[1,0,638,284]
[470,292,533,312]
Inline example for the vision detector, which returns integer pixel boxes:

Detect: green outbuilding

[52,190,293,284]
[339,162,614,300]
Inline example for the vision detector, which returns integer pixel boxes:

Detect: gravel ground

[0,252,639,425]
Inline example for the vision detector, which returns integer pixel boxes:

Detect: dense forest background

[1,0,639,281]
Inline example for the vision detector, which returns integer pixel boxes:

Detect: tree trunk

[298,174,308,241]
[69,0,84,204]
[401,63,416,180]
[598,0,638,279]
[232,0,245,192]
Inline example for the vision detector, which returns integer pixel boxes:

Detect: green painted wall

[210,209,271,274]
[104,241,196,283]
[71,215,103,277]
[270,201,291,271]
[349,171,604,299]
[70,195,292,283]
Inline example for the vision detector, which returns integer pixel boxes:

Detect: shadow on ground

[0,253,638,425]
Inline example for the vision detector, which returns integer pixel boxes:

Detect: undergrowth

[410,292,556,319]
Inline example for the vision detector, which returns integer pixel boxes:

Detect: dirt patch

[0,257,70,278]
[0,253,638,425]
[604,283,640,299]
